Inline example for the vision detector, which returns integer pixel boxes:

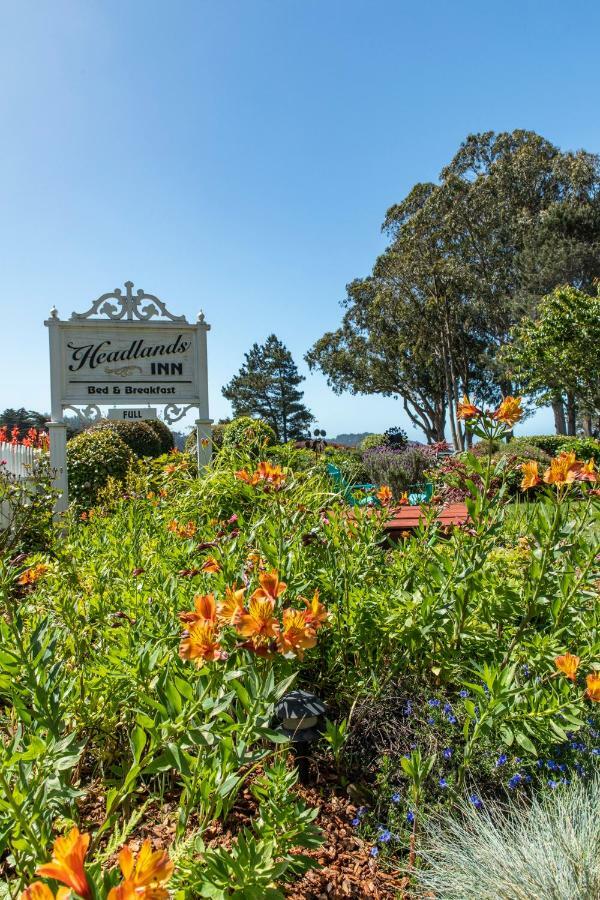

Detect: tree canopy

[501,285,600,436]
[306,130,600,444]
[222,335,314,442]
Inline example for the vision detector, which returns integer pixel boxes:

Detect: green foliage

[67,427,134,506]
[358,433,386,451]
[223,334,314,441]
[174,762,321,897]
[510,434,600,464]
[502,285,600,433]
[145,418,175,454]
[222,416,277,453]
[0,456,56,553]
[91,419,163,458]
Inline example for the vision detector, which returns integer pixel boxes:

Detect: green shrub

[323,445,369,483]
[510,435,600,464]
[362,444,436,496]
[146,418,175,454]
[67,428,134,506]
[90,419,162,458]
[417,777,600,899]
[359,433,386,451]
[222,416,277,452]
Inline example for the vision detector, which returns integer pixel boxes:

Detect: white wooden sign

[45,281,212,513]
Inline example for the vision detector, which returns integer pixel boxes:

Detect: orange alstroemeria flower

[252,570,287,602]
[167,520,197,539]
[573,459,598,483]
[217,586,246,626]
[585,672,600,703]
[107,839,174,900]
[235,469,257,485]
[179,593,218,625]
[520,460,542,491]
[201,556,221,574]
[543,452,579,487]
[277,608,317,659]
[179,620,226,667]
[376,485,393,505]
[493,396,524,427]
[17,563,49,586]
[236,596,279,643]
[555,652,580,682]
[254,461,286,488]
[36,827,92,900]
[456,395,481,421]
[303,589,329,630]
[397,492,409,507]
[21,884,69,900]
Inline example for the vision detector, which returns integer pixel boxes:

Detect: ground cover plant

[1,402,599,897]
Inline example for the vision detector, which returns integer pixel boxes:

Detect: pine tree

[222,335,314,442]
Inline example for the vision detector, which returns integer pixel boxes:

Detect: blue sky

[1,0,599,439]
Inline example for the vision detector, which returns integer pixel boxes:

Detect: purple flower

[447,714,458,725]
[459,689,469,698]
[428,699,440,708]
[443,748,452,760]
[469,794,483,809]
[548,779,560,789]
[406,810,415,825]
[427,717,435,725]
[439,777,448,788]
[507,774,522,790]
[378,828,392,843]
[391,792,401,804]
[351,817,360,826]
[370,846,379,857]
[496,754,508,767]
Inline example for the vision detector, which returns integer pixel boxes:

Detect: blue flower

[391,792,401,804]
[356,806,367,818]
[496,754,508,767]
[447,714,458,725]
[548,779,560,789]
[591,748,600,756]
[443,748,452,760]
[428,699,440,708]
[546,760,559,771]
[508,774,522,790]
[427,717,435,725]
[378,828,392,843]
[403,701,413,717]
[575,763,585,777]
[459,689,469,698]
[439,777,448,788]
[443,702,454,716]
[469,794,483,809]
[406,810,415,824]
[351,817,360,826]
[370,846,379,857]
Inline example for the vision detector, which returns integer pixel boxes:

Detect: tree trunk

[582,414,592,436]
[566,392,577,436]
[552,398,566,435]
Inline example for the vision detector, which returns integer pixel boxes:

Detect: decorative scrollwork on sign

[163,404,198,425]
[70,281,187,323]
[62,405,103,425]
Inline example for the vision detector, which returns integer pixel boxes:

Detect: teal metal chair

[326,463,379,507]
[407,482,434,505]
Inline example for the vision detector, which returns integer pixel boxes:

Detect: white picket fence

[0,441,41,530]
[0,441,39,478]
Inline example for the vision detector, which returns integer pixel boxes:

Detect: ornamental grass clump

[416,777,600,899]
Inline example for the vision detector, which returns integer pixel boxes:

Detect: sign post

[45,281,212,514]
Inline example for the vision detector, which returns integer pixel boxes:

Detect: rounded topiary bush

[146,418,175,454]
[67,428,134,506]
[222,417,277,453]
[90,419,162,458]
[359,433,386,452]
